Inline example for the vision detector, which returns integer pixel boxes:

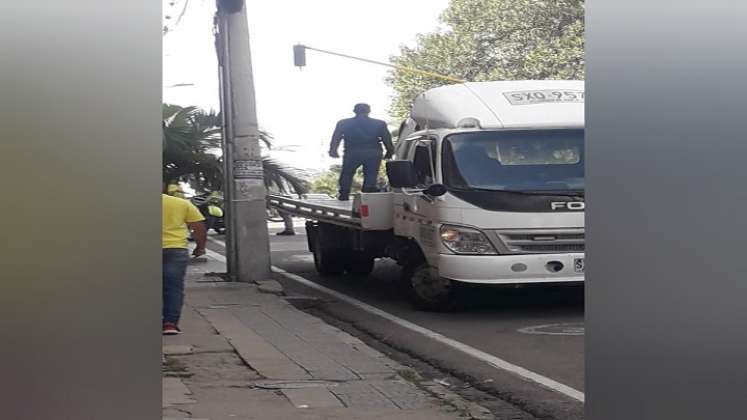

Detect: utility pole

[215,0,271,282]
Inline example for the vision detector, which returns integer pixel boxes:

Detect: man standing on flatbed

[329,103,394,201]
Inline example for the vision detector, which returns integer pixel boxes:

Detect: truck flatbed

[267,194,361,228]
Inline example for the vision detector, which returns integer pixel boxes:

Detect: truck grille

[490,229,585,254]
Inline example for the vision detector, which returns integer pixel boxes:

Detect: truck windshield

[442,129,584,193]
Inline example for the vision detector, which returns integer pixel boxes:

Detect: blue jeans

[163,248,189,324]
[338,150,382,200]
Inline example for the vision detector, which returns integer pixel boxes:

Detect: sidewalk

[162,253,492,420]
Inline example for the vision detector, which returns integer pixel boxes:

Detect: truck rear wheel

[313,247,346,276]
[404,263,459,311]
[345,252,375,276]
[306,222,346,276]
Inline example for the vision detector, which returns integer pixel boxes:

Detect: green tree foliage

[309,165,348,197]
[387,0,584,118]
[162,103,309,195]
[310,162,388,197]
[162,105,223,190]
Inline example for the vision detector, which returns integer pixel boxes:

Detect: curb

[256,279,285,296]
[420,380,496,420]
[395,368,495,420]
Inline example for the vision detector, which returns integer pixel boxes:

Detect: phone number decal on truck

[504,90,585,105]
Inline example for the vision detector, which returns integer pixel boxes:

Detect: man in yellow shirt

[162,185,207,335]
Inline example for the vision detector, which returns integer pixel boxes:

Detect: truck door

[393,136,421,236]
[396,139,439,256]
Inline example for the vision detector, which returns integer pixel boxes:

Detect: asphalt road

[207,222,585,420]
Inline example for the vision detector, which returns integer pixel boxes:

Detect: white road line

[204,248,226,262]
[518,323,585,336]
[272,267,585,402]
[207,236,307,253]
[207,236,225,245]
[204,238,226,262]
[205,237,584,402]
[271,242,310,252]
[267,221,308,229]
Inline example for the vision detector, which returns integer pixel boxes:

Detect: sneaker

[276,230,295,236]
[162,322,181,335]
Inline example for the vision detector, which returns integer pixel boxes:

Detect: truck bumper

[437,253,585,285]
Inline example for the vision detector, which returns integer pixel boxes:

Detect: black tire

[345,251,375,276]
[313,235,346,276]
[403,262,460,312]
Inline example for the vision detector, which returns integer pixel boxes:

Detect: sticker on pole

[233,159,263,180]
[503,89,584,105]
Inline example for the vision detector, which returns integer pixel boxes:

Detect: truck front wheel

[404,263,459,311]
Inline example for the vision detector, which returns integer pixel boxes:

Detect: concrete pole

[216,0,271,282]
[215,11,236,277]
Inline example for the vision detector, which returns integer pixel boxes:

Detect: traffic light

[217,0,244,13]
[293,44,306,68]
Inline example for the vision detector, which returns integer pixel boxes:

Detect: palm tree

[162,103,309,195]
[162,105,223,190]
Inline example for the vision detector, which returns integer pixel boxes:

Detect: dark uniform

[329,104,394,201]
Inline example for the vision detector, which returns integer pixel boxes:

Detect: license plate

[503,89,585,105]
[573,258,585,273]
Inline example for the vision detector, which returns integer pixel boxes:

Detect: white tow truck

[268,80,585,310]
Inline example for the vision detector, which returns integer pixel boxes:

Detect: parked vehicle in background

[190,192,225,235]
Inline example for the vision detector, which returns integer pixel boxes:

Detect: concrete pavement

[212,225,585,420]
[162,252,492,420]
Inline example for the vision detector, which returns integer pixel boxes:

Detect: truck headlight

[439,225,497,255]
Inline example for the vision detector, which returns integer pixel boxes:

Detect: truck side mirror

[386,160,417,188]
[423,184,447,197]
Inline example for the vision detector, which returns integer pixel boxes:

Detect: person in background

[162,182,207,335]
[276,211,295,236]
[329,103,394,201]
[166,183,187,199]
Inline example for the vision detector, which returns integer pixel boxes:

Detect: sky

[163,0,451,173]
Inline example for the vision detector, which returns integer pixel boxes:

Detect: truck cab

[384,80,585,310]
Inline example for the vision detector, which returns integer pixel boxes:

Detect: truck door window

[412,144,434,186]
[396,137,420,160]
